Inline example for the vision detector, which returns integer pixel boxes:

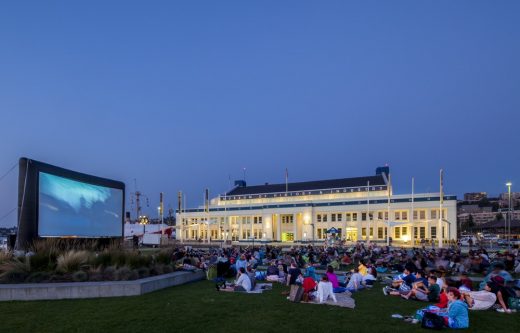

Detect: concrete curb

[0,270,205,301]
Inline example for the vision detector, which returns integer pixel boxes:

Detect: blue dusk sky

[0,1,519,226]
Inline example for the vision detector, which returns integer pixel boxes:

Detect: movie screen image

[38,172,123,237]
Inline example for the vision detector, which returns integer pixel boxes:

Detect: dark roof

[226,175,386,196]
[476,219,520,229]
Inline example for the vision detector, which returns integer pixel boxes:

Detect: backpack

[421,312,445,330]
[288,285,304,302]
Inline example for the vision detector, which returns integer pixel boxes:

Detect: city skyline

[1,1,519,225]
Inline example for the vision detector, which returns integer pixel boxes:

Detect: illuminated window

[394,227,401,238]
[431,226,437,239]
[346,213,351,221]
[402,227,407,236]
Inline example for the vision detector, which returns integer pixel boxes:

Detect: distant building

[463,192,487,202]
[176,167,458,243]
[499,192,520,208]
[458,210,520,226]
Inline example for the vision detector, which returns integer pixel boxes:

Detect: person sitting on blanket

[346,267,364,292]
[457,272,473,291]
[266,261,280,282]
[326,266,347,293]
[302,276,318,301]
[316,275,337,303]
[246,265,256,289]
[383,268,416,296]
[358,260,368,276]
[485,277,513,313]
[401,275,439,302]
[412,287,468,328]
[362,267,377,287]
[479,262,513,290]
[286,262,303,286]
[216,267,252,292]
[460,286,496,310]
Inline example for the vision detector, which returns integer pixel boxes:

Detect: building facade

[176,168,457,244]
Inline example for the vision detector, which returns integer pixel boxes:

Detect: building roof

[476,219,520,229]
[226,175,386,196]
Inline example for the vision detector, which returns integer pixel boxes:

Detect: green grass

[0,281,516,333]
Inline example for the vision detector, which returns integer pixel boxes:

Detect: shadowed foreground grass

[0,281,516,333]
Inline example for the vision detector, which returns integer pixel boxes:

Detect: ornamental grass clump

[0,258,30,283]
[56,250,89,273]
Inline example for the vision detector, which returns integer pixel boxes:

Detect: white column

[293,213,297,241]
[276,215,281,241]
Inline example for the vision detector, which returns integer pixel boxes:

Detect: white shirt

[235,273,252,291]
[347,273,364,290]
[317,281,337,303]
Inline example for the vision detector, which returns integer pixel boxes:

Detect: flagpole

[285,168,288,193]
[411,177,415,245]
[438,169,444,248]
[367,180,370,245]
[387,174,391,246]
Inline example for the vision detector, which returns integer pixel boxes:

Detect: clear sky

[1,1,519,227]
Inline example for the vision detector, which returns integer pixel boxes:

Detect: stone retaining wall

[0,270,205,301]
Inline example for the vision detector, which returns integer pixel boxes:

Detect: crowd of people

[168,242,520,329]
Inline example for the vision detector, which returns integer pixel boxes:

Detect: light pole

[506,182,512,251]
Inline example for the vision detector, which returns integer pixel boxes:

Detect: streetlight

[506,182,512,251]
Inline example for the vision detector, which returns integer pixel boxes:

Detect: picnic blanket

[247,283,273,294]
[301,291,356,309]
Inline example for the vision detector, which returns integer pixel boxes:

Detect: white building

[176,167,457,245]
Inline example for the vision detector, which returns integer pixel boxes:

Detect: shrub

[115,266,138,281]
[137,267,150,279]
[92,251,113,268]
[25,271,51,283]
[87,267,103,282]
[29,253,55,272]
[127,252,152,269]
[0,259,30,283]
[72,270,88,282]
[163,265,173,274]
[150,264,165,276]
[103,266,117,281]
[56,251,89,273]
[155,249,173,265]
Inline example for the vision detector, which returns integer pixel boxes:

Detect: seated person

[304,265,317,281]
[266,261,280,282]
[246,265,256,289]
[286,262,303,286]
[326,265,347,293]
[460,287,496,311]
[316,275,337,303]
[479,263,513,290]
[302,276,318,301]
[402,275,439,302]
[216,267,252,292]
[444,288,469,329]
[458,273,473,291]
[346,267,364,292]
[362,267,377,287]
[485,277,513,313]
[358,260,368,276]
[383,268,416,296]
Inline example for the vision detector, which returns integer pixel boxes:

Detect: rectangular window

[431,226,437,239]
[317,229,322,239]
[431,210,437,220]
[402,211,408,220]
[395,227,401,238]
[420,227,425,238]
[361,213,367,221]
[370,227,373,236]
[378,227,383,239]
[352,213,358,221]
[331,214,336,222]
[413,210,418,220]
[420,210,426,220]
[414,227,418,238]
[361,228,366,236]
[337,213,342,222]
[323,214,328,222]
[384,211,388,220]
[395,211,400,220]
[317,214,322,223]
[378,212,383,220]
[402,227,407,236]
[346,213,351,222]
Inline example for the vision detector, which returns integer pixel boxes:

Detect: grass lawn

[0,281,516,333]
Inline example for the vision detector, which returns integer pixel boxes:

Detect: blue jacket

[448,300,469,329]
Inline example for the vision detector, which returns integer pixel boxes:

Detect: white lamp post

[506,182,512,251]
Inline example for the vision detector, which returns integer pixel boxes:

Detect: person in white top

[217,267,251,292]
[316,275,337,303]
